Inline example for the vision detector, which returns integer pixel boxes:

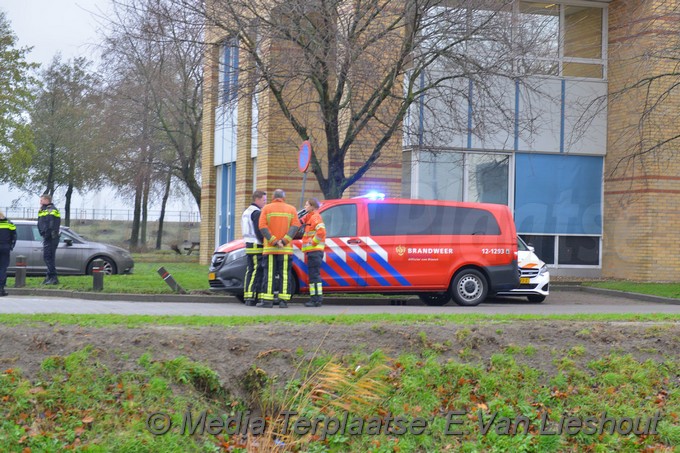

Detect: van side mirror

[528,244,535,252]
[64,239,73,246]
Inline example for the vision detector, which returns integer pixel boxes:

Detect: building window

[468,153,509,205]
[219,37,239,105]
[517,1,605,79]
[408,149,509,204]
[252,157,257,189]
[519,234,600,267]
[520,234,555,265]
[558,235,599,265]
[514,153,603,236]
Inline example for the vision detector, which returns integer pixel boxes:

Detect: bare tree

[101,0,203,208]
[99,0,204,249]
[605,1,680,177]
[177,0,535,198]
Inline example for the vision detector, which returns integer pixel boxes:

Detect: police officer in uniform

[38,194,61,285]
[242,190,267,306]
[0,211,17,297]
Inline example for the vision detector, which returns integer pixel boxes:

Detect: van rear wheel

[418,293,451,306]
[451,269,488,306]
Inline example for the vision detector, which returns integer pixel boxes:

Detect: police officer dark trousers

[0,212,17,297]
[38,194,61,285]
[242,190,267,306]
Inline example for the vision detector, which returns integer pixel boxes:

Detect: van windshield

[518,236,530,251]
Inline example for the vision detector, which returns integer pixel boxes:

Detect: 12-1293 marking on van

[481,248,511,255]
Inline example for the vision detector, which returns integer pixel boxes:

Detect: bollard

[92,259,104,291]
[157,266,186,294]
[14,255,27,288]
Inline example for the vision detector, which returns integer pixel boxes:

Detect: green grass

[584,280,680,299]
[8,261,210,294]
[1,343,677,451]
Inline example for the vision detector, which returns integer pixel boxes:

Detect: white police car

[497,236,549,302]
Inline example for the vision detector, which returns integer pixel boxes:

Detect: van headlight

[226,248,246,264]
[538,264,548,276]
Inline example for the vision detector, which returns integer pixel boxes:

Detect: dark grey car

[8,220,134,276]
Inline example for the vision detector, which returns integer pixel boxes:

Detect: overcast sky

[2,0,108,66]
[1,1,198,215]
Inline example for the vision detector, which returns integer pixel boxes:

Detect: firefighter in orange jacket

[257,189,301,308]
[300,198,326,307]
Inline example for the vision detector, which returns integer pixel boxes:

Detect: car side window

[15,225,34,241]
[321,205,357,238]
[60,231,74,244]
[31,226,42,241]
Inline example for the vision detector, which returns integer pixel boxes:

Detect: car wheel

[450,269,488,306]
[87,257,117,275]
[418,293,450,306]
[527,295,546,303]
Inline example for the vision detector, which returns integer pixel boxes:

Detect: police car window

[321,204,357,237]
[368,204,501,235]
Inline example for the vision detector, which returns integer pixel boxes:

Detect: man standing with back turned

[38,194,61,285]
[242,190,267,306]
[257,189,301,308]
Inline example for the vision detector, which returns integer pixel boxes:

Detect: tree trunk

[156,171,172,250]
[141,174,149,248]
[64,184,74,227]
[46,143,56,195]
[130,180,143,251]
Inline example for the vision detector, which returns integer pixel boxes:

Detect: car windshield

[518,236,530,251]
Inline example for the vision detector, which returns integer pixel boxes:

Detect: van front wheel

[451,270,488,306]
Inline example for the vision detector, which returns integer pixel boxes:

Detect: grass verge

[1,341,678,451]
[584,281,680,300]
[7,262,210,294]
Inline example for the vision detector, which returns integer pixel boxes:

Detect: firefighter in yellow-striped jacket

[257,189,301,308]
[300,198,326,307]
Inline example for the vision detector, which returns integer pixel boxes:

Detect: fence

[2,207,201,251]
[2,207,201,223]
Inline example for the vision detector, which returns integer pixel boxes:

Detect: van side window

[321,205,357,237]
[368,204,501,235]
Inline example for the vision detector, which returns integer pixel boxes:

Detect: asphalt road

[0,288,678,316]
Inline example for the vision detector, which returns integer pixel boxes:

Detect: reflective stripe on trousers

[261,254,292,301]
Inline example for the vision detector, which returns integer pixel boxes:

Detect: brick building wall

[199,43,219,265]
[604,0,680,281]
[202,10,405,259]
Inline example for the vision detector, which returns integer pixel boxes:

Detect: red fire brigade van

[209,197,519,306]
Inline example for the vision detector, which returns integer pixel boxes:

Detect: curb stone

[553,284,680,306]
[5,285,680,306]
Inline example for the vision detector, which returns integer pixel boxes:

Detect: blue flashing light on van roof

[354,191,385,200]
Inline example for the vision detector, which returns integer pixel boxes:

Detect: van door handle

[347,239,363,245]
